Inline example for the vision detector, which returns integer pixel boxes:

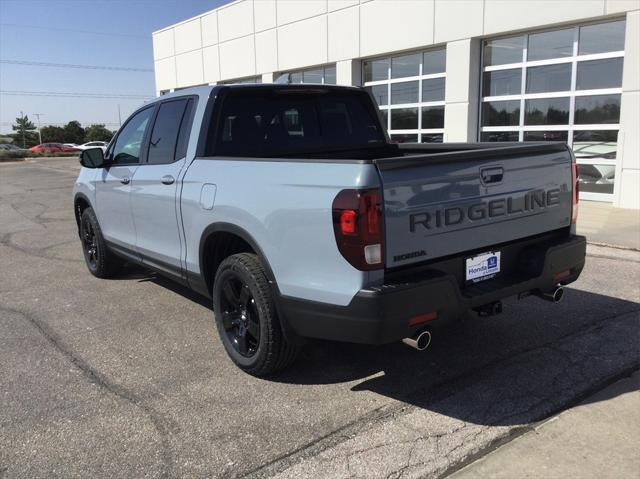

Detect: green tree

[63,120,85,144]
[84,124,114,142]
[11,114,38,148]
[41,125,66,143]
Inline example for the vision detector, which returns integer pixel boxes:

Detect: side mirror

[79,148,106,168]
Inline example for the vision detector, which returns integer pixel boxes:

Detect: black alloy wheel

[212,253,300,376]
[81,215,99,271]
[79,206,122,278]
[219,273,261,358]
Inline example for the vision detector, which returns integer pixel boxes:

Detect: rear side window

[147,99,188,165]
[211,90,384,157]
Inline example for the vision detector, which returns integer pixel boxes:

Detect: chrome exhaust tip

[402,330,431,351]
[537,286,565,303]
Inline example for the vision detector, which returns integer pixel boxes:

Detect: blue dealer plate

[465,251,501,283]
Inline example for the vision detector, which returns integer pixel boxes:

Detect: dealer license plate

[465,251,501,283]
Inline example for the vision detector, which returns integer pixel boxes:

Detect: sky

[0,0,229,135]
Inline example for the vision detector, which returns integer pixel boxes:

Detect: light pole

[33,113,43,145]
[20,111,25,148]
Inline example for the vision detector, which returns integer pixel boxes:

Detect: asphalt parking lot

[1,157,638,478]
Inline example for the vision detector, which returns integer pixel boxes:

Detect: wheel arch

[198,222,279,297]
[73,193,93,236]
[197,222,301,343]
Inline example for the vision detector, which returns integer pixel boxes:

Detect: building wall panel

[202,45,221,83]
[434,0,484,43]
[218,0,254,42]
[175,50,204,87]
[277,15,328,71]
[219,35,256,79]
[255,29,278,74]
[483,0,606,35]
[276,0,327,25]
[328,6,359,61]
[154,57,176,91]
[254,0,277,31]
[201,11,219,47]
[360,0,434,58]
[174,19,202,54]
[153,29,175,60]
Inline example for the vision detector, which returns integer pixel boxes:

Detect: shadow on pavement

[270,288,639,426]
[117,264,640,427]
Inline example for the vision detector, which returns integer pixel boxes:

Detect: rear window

[209,89,385,157]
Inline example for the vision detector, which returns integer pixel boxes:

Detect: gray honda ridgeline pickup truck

[74,84,586,376]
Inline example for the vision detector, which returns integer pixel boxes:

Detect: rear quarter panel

[181,158,381,306]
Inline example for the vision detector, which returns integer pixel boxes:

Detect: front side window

[111,107,154,164]
[363,46,446,143]
[480,19,626,200]
[147,99,188,165]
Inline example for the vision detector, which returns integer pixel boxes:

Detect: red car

[29,143,78,153]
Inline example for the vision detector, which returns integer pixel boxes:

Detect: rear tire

[212,253,299,376]
[80,207,123,278]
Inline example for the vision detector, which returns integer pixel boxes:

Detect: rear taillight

[571,157,579,224]
[332,188,384,270]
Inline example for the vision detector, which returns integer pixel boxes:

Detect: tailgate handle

[480,167,503,185]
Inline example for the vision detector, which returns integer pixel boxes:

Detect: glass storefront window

[283,65,337,85]
[576,58,623,90]
[421,133,443,143]
[483,36,524,65]
[324,66,336,85]
[526,63,572,93]
[390,134,419,143]
[391,81,419,105]
[482,69,522,96]
[423,49,447,75]
[391,108,419,129]
[524,98,570,125]
[481,131,519,142]
[480,19,625,201]
[579,20,626,55]
[574,95,621,124]
[363,58,389,82]
[366,84,388,106]
[527,28,574,61]
[364,47,446,143]
[523,131,568,141]
[573,130,618,160]
[577,164,615,194]
[422,106,444,129]
[422,78,445,102]
[391,53,420,79]
[482,101,520,126]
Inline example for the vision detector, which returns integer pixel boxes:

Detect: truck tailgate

[375,144,573,269]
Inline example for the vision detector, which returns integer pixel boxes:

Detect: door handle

[161,175,175,185]
[120,177,130,185]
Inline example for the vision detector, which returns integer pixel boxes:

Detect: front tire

[212,253,299,376]
[80,207,123,278]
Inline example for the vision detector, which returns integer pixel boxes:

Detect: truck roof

[153,83,362,104]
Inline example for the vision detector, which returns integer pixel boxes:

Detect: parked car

[73,84,586,376]
[29,143,78,153]
[76,141,109,152]
[0,144,24,152]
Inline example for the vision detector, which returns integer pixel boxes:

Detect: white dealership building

[153,0,640,209]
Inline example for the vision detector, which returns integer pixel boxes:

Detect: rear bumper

[279,234,586,344]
